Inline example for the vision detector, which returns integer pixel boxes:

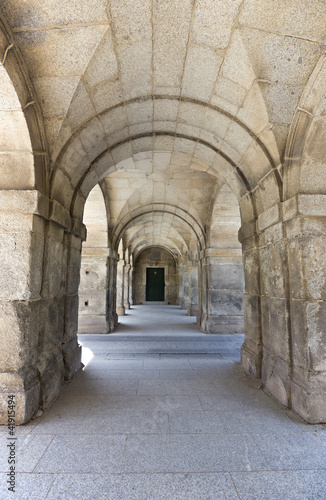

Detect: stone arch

[114,204,203,315]
[284,55,326,200]
[48,94,282,226]
[114,204,205,253]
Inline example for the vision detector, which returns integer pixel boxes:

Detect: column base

[200,315,244,334]
[38,353,65,410]
[241,341,262,379]
[187,305,199,316]
[291,368,326,423]
[78,315,109,334]
[261,348,291,408]
[62,339,82,380]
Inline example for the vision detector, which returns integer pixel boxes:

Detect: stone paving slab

[0,435,54,473]
[137,378,231,396]
[32,410,170,436]
[219,409,303,434]
[252,432,326,470]
[199,392,280,412]
[231,470,326,500]
[34,435,127,473]
[65,376,139,395]
[0,473,56,500]
[123,434,270,473]
[82,368,161,379]
[143,357,193,369]
[98,359,145,369]
[95,394,204,412]
[169,410,226,434]
[46,472,240,500]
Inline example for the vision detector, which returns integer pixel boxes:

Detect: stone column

[285,195,326,423]
[107,250,118,331]
[198,251,209,331]
[180,254,190,310]
[78,247,111,334]
[199,248,244,333]
[187,261,199,316]
[63,227,83,381]
[178,263,184,306]
[240,198,326,423]
[116,259,125,316]
[0,193,84,423]
[124,263,131,310]
[239,221,263,379]
[0,190,45,424]
[129,265,134,306]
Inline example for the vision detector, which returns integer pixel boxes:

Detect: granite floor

[1,305,325,499]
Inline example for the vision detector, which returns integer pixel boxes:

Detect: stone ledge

[283,194,326,220]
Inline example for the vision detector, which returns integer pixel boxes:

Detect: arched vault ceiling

[102,154,217,229]
[2,0,325,240]
[116,209,202,254]
[2,1,324,177]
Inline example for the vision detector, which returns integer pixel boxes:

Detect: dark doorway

[146,268,165,301]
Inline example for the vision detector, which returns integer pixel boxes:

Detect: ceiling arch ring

[115,203,205,241]
[133,244,180,263]
[128,233,184,258]
[114,208,205,253]
[52,94,280,177]
[68,131,259,220]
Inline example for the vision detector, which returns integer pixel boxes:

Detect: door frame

[146,266,165,301]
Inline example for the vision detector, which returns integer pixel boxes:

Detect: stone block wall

[240,196,326,423]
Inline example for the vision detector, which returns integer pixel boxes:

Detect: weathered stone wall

[133,247,178,304]
[240,195,326,423]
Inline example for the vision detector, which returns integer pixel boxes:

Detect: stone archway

[0,3,324,426]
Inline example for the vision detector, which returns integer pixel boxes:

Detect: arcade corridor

[0,3,325,497]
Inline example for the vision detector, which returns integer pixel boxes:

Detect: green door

[146,268,165,301]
